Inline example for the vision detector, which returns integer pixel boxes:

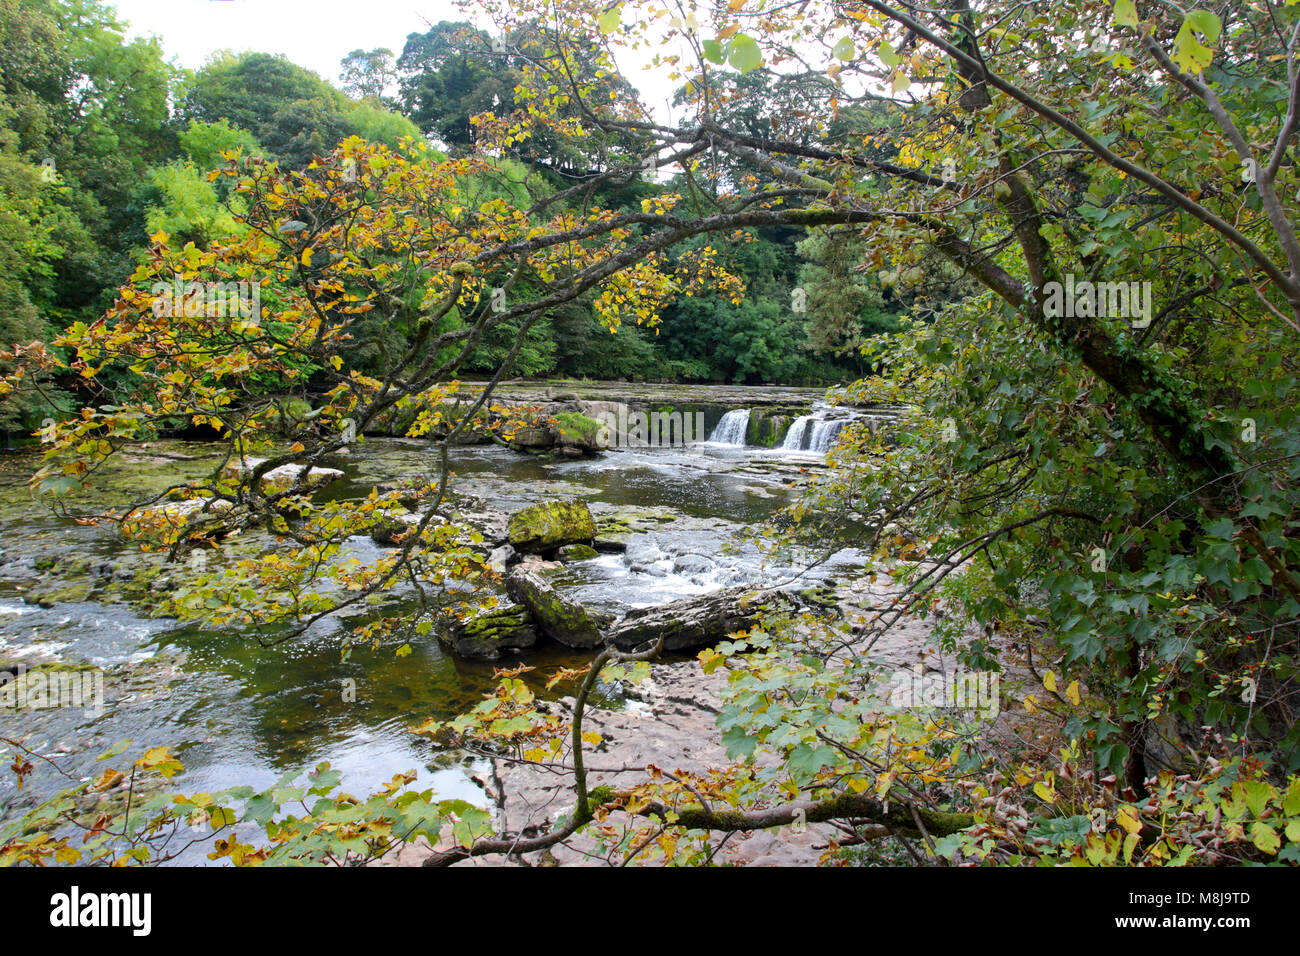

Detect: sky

[108,0,468,86]
[105,0,685,115]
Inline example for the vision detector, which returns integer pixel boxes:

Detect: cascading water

[781,415,814,451]
[708,409,751,445]
[808,418,846,453]
[779,413,848,452]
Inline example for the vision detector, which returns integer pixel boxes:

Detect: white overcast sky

[108,0,470,84]
[106,0,687,116]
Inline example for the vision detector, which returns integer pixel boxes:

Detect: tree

[340,47,396,103]
[397,22,504,151]
[181,52,416,169]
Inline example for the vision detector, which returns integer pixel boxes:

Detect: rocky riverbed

[384,567,990,867]
[0,386,946,865]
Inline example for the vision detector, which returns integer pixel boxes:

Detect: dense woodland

[0,0,927,442]
[2,0,1300,869]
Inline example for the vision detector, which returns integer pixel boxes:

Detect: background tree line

[0,0,945,439]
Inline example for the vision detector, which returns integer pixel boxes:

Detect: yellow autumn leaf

[1122,832,1140,862]
[1043,670,1057,692]
[1116,805,1142,835]
[1066,681,1081,705]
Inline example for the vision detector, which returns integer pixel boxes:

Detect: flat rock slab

[607,586,807,652]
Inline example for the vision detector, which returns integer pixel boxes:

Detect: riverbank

[386,566,1020,867]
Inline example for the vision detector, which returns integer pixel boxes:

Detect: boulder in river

[606,586,810,652]
[557,543,599,562]
[221,457,344,495]
[507,498,596,553]
[443,603,538,660]
[505,568,609,649]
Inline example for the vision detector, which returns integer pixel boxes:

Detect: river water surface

[0,390,890,854]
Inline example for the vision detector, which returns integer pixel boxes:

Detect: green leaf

[833,37,856,62]
[597,7,621,35]
[1113,0,1138,27]
[879,39,901,68]
[97,738,132,761]
[702,39,726,64]
[1172,12,1220,73]
[1185,9,1222,43]
[728,34,763,73]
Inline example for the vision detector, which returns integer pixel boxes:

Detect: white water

[781,415,814,450]
[708,408,751,445]
[808,419,845,453]
[780,413,846,453]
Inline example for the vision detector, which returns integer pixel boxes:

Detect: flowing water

[0,390,898,854]
[707,408,752,446]
[779,403,857,453]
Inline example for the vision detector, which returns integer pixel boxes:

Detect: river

[0,384,894,857]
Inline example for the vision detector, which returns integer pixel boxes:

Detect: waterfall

[709,409,751,445]
[780,415,847,453]
[781,415,814,451]
[808,419,846,453]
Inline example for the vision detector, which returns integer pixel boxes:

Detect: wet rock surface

[507,498,597,554]
[390,573,967,867]
[442,603,539,660]
[505,569,608,650]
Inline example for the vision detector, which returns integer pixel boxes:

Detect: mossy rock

[369,509,415,546]
[507,425,557,450]
[746,409,792,447]
[554,412,606,452]
[506,568,607,649]
[557,543,599,562]
[442,604,538,660]
[507,498,596,553]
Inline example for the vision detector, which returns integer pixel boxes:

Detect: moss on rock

[443,604,538,660]
[506,568,608,649]
[507,498,596,553]
[554,412,606,451]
